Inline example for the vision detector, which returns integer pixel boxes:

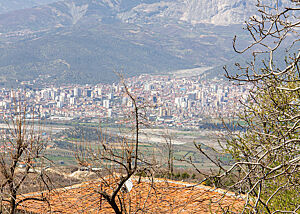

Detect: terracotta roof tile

[16,177,245,213]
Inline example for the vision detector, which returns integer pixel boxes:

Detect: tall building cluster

[0,74,248,129]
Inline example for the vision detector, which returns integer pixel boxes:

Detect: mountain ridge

[0,0,59,14]
[0,0,295,86]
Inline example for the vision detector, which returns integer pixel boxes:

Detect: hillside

[0,0,294,86]
[0,0,59,14]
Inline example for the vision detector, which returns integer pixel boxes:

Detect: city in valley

[0,73,247,167]
[0,1,297,213]
[0,74,248,129]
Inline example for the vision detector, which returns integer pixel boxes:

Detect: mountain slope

[0,0,59,14]
[117,0,292,25]
[0,13,193,86]
[0,0,295,86]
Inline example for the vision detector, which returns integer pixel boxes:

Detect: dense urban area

[0,74,248,130]
[0,0,299,213]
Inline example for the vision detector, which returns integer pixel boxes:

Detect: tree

[161,130,175,178]
[75,79,156,214]
[0,96,48,214]
[190,0,299,213]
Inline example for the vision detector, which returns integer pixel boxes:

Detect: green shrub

[181,172,190,179]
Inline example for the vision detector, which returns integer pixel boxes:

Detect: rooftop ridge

[14,176,247,213]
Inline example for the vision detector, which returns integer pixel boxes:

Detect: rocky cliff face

[117,0,292,25]
[0,0,293,25]
[181,0,255,25]
[0,0,295,86]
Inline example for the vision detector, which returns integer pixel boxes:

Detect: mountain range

[0,0,294,86]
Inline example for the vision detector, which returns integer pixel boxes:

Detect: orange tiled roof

[16,177,245,213]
